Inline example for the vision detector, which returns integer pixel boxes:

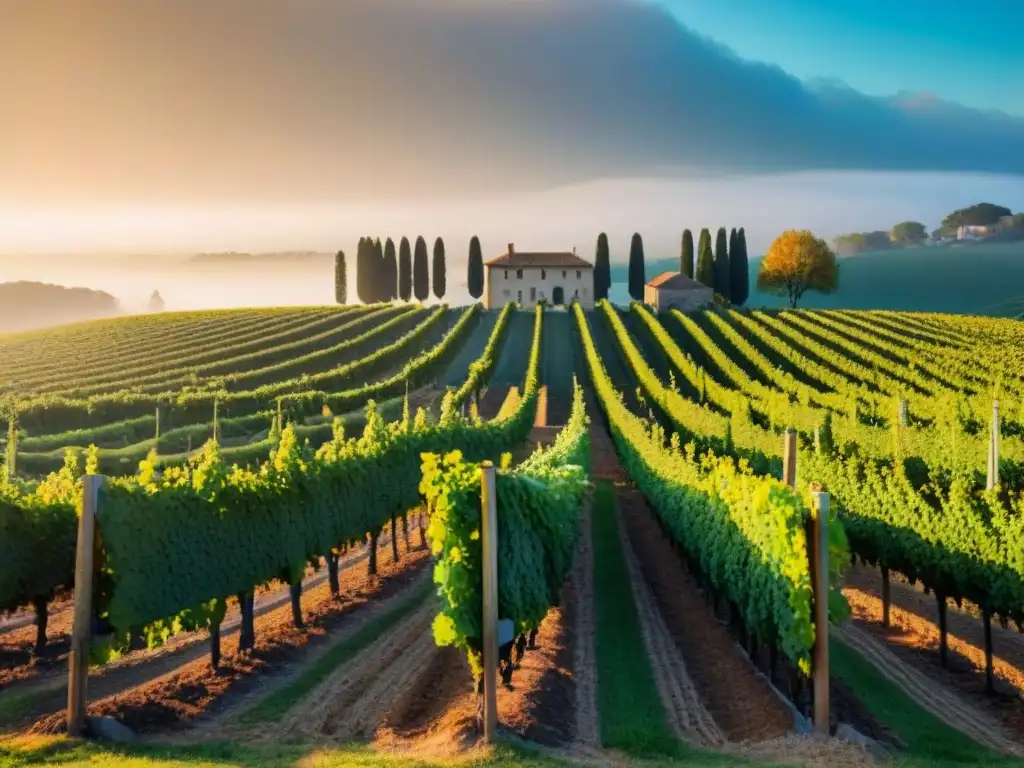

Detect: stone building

[644,272,714,312]
[483,244,594,309]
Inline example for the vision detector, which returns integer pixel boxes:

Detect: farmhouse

[644,271,714,312]
[483,244,594,309]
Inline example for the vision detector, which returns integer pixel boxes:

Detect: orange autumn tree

[757,229,838,308]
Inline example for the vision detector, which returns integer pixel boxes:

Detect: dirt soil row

[588,412,790,744]
[842,563,1024,752]
[19,530,430,735]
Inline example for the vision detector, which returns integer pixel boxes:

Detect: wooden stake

[480,462,499,741]
[783,429,797,488]
[67,475,104,736]
[811,491,830,734]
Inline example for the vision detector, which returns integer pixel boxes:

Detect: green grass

[590,480,688,758]
[236,579,435,724]
[0,737,579,768]
[830,636,1024,767]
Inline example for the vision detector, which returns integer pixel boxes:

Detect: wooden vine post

[783,429,797,488]
[782,432,830,732]
[810,491,831,733]
[67,475,105,736]
[480,461,499,742]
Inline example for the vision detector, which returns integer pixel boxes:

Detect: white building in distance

[483,244,594,309]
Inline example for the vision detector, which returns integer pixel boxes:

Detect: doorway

[552,286,565,305]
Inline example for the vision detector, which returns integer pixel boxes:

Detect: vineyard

[2,301,1024,768]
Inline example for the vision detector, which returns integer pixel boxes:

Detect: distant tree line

[591,227,748,306]
[834,202,1021,255]
[335,229,751,308]
[334,236,492,306]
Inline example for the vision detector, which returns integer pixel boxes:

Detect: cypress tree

[681,229,694,279]
[355,237,368,303]
[334,249,347,304]
[398,237,412,301]
[731,227,750,306]
[696,228,715,288]
[467,236,484,299]
[413,236,430,301]
[714,227,730,300]
[727,228,738,304]
[432,237,446,300]
[627,232,645,301]
[384,238,398,300]
[373,238,386,302]
[594,233,611,300]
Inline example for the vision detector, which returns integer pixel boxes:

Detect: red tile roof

[485,251,593,269]
[646,271,709,291]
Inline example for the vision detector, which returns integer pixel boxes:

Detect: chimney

[572,246,576,255]
[508,242,515,256]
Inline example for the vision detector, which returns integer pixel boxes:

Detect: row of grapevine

[573,302,849,674]
[639,305,1024,477]
[13,306,478,475]
[43,303,416,398]
[91,303,544,661]
[422,380,588,682]
[18,308,360,394]
[0,302,538,664]
[765,310,1019,429]
[12,307,460,436]
[598,301,1024,666]
[1,308,326,384]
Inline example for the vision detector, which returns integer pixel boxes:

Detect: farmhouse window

[517,290,523,302]
[516,269,523,279]
[562,270,567,278]
[504,270,508,279]
[576,270,582,279]
[530,287,537,302]
[541,269,546,279]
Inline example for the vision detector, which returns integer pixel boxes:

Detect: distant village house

[956,224,992,241]
[484,244,594,309]
[644,272,714,312]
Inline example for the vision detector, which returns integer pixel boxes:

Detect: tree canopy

[680,229,694,279]
[627,232,645,301]
[398,237,412,301]
[942,203,1012,228]
[728,228,749,306]
[432,237,447,299]
[594,233,611,301]
[714,227,729,299]
[383,238,397,300]
[413,236,430,301]
[757,229,838,308]
[334,250,346,304]
[890,221,927,245]
[695,228,714,288]
[467,236,484,300]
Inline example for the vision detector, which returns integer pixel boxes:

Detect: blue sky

[662,0,1024,115]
